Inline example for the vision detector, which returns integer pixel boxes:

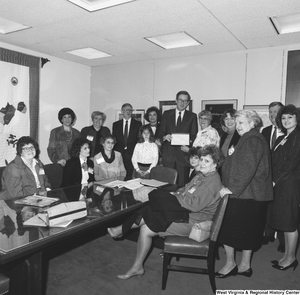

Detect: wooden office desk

[0,184,145,295]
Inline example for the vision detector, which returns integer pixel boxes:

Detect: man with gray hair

[113,103,142,180]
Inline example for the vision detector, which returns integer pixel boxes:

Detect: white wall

[91,47,291,131]
[0,42,91,164]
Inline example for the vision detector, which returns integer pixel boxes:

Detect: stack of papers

[103,178,169,190]
[23,215,72,227]
[103,178,143,190]
[15,195,59,208]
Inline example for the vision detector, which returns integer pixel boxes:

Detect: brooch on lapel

[280,137,288,146]
[88,167,94,174]
[228,145,235,156]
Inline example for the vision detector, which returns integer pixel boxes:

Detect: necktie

[124,120,128,147]
[82,162,88,171]
[177,112,182,130]
[271,126,277,149]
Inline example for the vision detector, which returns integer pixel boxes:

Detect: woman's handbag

[189,220,213,242]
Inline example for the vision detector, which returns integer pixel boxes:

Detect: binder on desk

[23,202,87,227]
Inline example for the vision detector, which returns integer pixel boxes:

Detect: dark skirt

[268,179,300,232]
[132,163,151,179]
[217,198,268,250]
[122,190,189,234]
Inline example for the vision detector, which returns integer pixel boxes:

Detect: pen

[37,215,48,226]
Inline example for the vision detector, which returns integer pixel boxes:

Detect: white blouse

[192,125,220,148]
[131,141,159,171]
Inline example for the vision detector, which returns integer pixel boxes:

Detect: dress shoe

[272,260,298,271]
[107,228,122,239]
[271,260,279,265]
[277,244,285,253]
[215,266,238,278]
[117,269,145,280]
[238,268,253,277]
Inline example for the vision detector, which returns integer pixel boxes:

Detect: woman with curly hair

[47,107,81,167]
[61,138,95,201]
[108,145,223,279]
[144,106,162,144]
[1,136,51,200]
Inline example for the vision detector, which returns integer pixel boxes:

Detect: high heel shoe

[238,268,253,277]
[117,270,145,280]
[107,228,122,239]
[272,260,298,271]
[215,265,238,278]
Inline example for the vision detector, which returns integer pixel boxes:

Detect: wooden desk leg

[9,251,43,295]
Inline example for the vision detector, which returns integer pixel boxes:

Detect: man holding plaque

[159,91,198,186]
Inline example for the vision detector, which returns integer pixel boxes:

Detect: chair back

[149,166,177,184]
[210,194,229,242]
[44,163,63,189]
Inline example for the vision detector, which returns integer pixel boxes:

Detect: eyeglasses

[199,117,210,121]
[177,99,189,105]
[123,109,133,112]
[22,146,35,152]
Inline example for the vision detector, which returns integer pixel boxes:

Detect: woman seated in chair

[61,138,95,201]
[107,145,224,279]
[1,136,51,200]
[93,134,126,182]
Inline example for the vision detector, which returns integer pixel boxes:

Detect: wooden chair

[0,272,9,295]
[149,166,177,184]
[161,194,229,294]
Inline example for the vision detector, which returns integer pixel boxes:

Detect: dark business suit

[262,124,285,246]
[61,157,95,201]
[144,123,161,140]
[112,118,142,180]
[159,109,198,186]
[261,125,273,148]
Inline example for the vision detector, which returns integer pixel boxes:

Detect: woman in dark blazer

[215,110,273,278]
[61,138,95,201]
[219,109,241,157]
[269,105,300,271]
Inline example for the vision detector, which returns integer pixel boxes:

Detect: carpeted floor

[46,233,300,295]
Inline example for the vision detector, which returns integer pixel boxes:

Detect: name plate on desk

[171,133,189,145]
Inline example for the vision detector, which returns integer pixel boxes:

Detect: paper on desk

[171,133,189,145]
[103,178,143,190]
[23,214,72,227]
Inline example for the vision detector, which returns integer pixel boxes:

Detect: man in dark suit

[261,101,285,252]
[159,91,198,187]
[262,102,284,149]
[112,103,142,180]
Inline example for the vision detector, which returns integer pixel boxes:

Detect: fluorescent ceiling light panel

[66,47,112,59]
[68,0,135,11]
[0,17,30,34]
[145,32,202,50]
[270,13,300,34]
